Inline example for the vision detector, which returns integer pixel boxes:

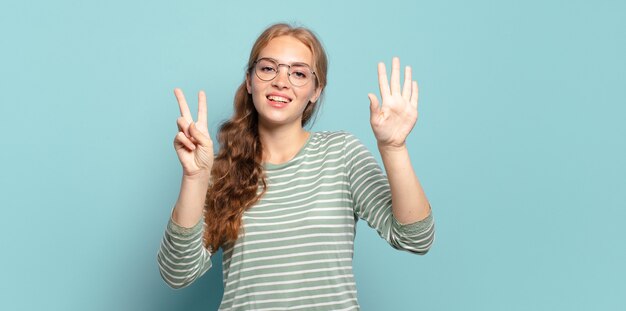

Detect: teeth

[268,95,290,103]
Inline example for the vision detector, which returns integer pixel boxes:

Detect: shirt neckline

[263,132,316,170]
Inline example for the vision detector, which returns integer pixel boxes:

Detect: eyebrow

[261,57,312,67]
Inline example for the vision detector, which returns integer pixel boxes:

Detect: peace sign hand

[173,88,214,178]
[368,57,419,149]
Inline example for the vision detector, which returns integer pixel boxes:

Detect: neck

[258,122,310,165]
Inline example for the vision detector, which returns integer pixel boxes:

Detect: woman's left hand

[368,57,419,149]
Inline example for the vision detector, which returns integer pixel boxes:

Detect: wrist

[377,142,408,154]
[182,170,211,184]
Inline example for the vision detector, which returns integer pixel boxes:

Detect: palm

[369,57,419,148]
[173,88,214,177]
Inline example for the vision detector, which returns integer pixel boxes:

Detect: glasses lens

[255,59,277,81]
[288,65,312,86]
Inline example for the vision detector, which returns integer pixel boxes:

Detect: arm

[157,214,213,289]
[346,133,434,255]
[378,144,431,224]
[171,88,214,227]
[157,88,215,288]
[368,57,432,224]
[157,174,213,289]
[354,57,435,253]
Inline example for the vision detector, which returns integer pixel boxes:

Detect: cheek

[298,88,317,103]
[250,79,268,96]
[249,85,263,102]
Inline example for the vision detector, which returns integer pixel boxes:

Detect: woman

[158,23,434,310]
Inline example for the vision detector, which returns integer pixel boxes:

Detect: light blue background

[1,0,624,310]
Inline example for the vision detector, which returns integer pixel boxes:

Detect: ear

[246,73,252,94]
[310,86,322,103]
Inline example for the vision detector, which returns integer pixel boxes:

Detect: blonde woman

[158,23,434,310]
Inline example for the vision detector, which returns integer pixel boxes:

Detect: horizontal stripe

[224,258,354,278]
[233,265,353,284]
[248,197,352,214]
[156,131,435,310]
[244,206,352,220]
[223,282,354,302]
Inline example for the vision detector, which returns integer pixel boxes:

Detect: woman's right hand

[173,88,214,179]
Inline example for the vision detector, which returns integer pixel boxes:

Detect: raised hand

[368,57,419,149]
[173,88,214,178]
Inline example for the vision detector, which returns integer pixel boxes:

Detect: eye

[291,68,308,79]
[260,66,276,73]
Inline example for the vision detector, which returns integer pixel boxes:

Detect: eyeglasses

[252,58,316,87]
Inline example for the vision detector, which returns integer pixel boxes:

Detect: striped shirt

[157,131,435,310]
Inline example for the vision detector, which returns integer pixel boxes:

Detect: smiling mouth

[267,95,292,103]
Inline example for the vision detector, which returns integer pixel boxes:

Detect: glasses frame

[252,57,317,87]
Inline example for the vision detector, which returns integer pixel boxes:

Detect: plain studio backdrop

[1,0,624,310]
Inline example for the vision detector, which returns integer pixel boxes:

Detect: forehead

[258,36,313,65]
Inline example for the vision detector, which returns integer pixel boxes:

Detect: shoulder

[306,131,368,160]
[303,131,350,158]
[311,130,361,146]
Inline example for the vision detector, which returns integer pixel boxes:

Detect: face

[246,36,322,129]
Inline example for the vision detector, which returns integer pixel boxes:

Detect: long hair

[203,23,328,251]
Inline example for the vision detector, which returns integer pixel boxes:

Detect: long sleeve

[344,132,435,255]
[157,217,213,289]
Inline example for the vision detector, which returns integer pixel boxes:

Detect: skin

[170,37,430,228]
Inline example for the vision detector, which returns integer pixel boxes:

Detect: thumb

[368,93,380,115]
[188,122,209,146]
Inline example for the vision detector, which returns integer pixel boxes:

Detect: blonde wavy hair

[203,23,328,251]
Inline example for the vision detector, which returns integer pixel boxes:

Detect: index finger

[377,62,391,100]
[174,88,193,122]
[197,90,207,125]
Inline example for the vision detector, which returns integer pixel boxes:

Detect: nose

[272,65,290,89]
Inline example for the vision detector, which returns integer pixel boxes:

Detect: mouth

[266,95,292,104]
